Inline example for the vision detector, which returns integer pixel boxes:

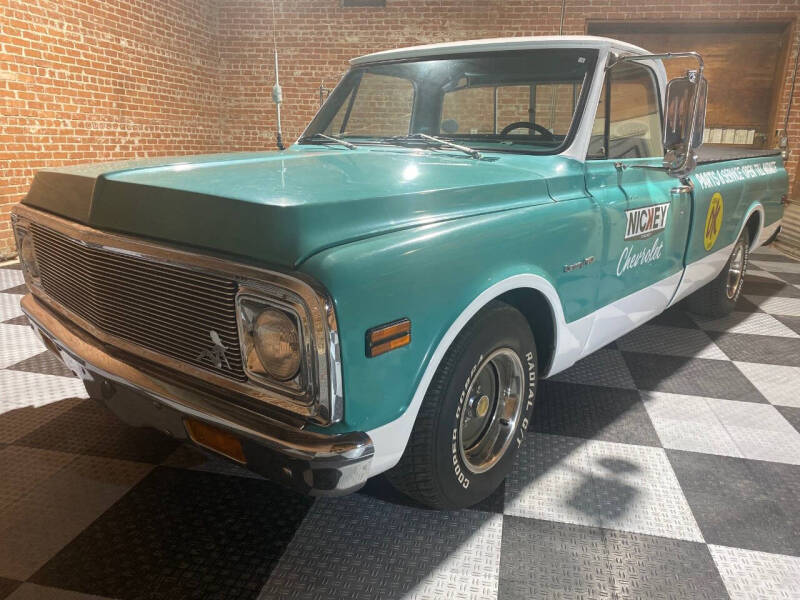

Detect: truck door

[583,61,692,352]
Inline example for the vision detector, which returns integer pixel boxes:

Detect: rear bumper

[21,294,373,496]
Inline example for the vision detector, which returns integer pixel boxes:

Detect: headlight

[14,226,40,284]
[252,308,301,381]
[238,294,306,390]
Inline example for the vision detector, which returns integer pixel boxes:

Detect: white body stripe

[366,213,779,476]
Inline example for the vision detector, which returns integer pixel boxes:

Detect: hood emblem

[197,330,232,370]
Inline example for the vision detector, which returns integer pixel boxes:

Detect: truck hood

[22,147,564,268]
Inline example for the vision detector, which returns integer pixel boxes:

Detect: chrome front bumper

[21,294,373,496]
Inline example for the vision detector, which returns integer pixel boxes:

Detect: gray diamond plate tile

[499,517,728,600]
[623,352,767,402]
[745,268,786,283]
[5,583,114,600]
[667,450,800,556]
[691,311,799,337]
[0,456,151,580]
[0,398,84,445]
[261,493,503,600]
[709,332,800,367]
[773,314,800,335]
[531,380,661,446]
[1,315,29,327]
[743,295,800,317]
[505,434,703,542]
[776,406,800,434]
[0,446,74,512]
[7,351,74,378]
[742,278,800,299]
[734,362,800,407]
[549,348,636,389]
[616,323,727,359]
[649,307,701,329]
[0,577,21,600]
[750,260,800,274]
[709,545,800,600]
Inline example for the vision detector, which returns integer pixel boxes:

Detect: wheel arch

[366,273,568,476]
[740,202,765,251]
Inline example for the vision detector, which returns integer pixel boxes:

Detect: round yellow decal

[704,192,724,251]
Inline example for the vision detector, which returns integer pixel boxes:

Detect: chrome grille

[30,223,246,381]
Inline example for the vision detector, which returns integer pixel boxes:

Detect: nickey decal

[624,203,670,241]
[704,192,724,251]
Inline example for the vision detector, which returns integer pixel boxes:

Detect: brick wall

[2,0,799,258]
[0,0,222,258]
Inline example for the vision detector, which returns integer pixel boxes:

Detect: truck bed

[697,146,781,165]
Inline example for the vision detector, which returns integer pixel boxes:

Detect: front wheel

[685,229,749,318]
[386,301,537,509]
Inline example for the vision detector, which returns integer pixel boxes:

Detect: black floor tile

[499,517,729,600]
[771,271,800,284]
[17,399,179,463]
[776,405,800,435]
[1,284,27,295]
[7,350,75,378]
[667,450,800,556]
[742,278,800,299]
[31,466,313,600]
[0,577,21,600]
[531,380,661,446]
[622,352,767,402]
[751,251,799,263]
[708,332,800,367]
[733,296,764,313]
[774,314,800,336]
[649,307,700,329]
[1,314,29,326]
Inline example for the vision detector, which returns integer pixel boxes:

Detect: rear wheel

[685,229,749,318]
[386,301,537,509]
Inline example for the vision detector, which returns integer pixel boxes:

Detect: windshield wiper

[301,132,357,150]
[411,133,482,159]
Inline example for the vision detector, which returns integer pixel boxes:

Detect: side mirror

[663,70,707,178]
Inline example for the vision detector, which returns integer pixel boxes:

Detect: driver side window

[589,62,664,159]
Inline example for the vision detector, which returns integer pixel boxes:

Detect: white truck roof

[351,35,650,65]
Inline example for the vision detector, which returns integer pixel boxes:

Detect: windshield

[302,49,598,155]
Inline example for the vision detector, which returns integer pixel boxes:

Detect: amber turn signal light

[366,318,411,357]
[184,418,246,464]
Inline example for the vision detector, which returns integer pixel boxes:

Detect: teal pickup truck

[12,36,787,508]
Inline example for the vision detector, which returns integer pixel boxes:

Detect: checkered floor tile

[2,247,800,600]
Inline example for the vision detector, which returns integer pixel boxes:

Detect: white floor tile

[505,434,703,542]
[744,295,800,317]
[642,391,800,464]
[0,270,24,292]
[734,362,800,407]
[709,545,800,600]
[0,294,25,322]
[0,370,88,416]
[0,323,45,369]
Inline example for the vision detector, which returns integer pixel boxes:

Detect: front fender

[298,196,603,473]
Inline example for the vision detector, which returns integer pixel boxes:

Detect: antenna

[271,0,284,150]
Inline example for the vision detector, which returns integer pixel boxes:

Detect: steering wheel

[499,121,554,140]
